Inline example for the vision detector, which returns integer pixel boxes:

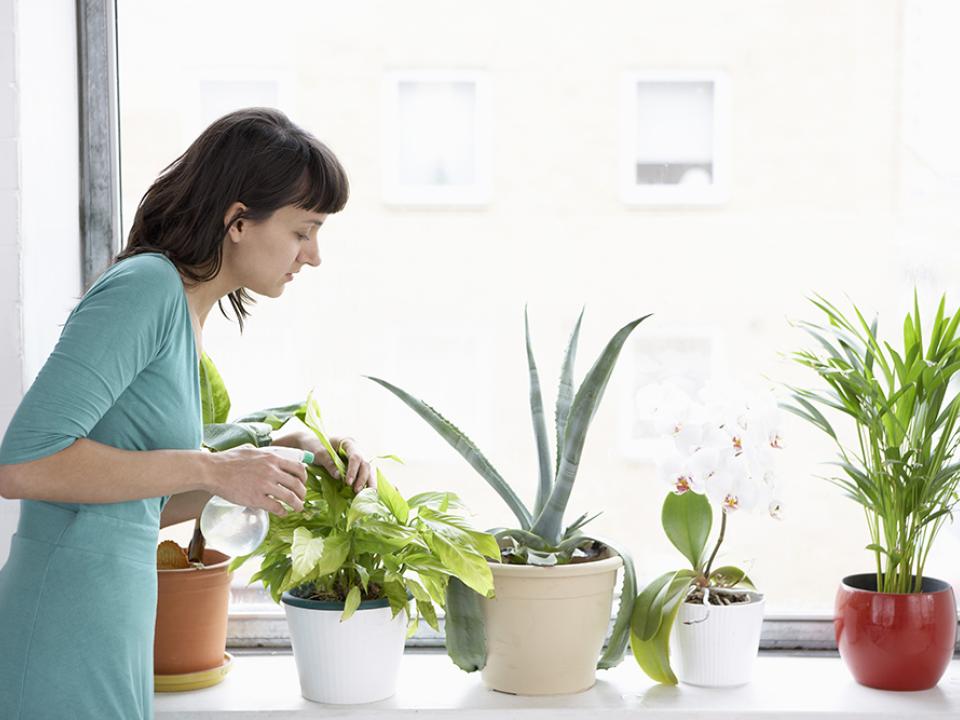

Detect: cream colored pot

[481,554,623,695]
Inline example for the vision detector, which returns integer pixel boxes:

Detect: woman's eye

[296,233,308,241]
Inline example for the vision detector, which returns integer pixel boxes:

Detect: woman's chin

[249,284,284,299]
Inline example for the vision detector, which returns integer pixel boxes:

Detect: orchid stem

[703,509,727,579]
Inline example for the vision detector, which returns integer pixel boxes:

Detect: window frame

[619,69,730,207]
[381,69,492,207]
[78,0,122,288]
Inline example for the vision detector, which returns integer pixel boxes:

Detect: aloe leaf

[444,577,486,672]
[592,536,638,670]
[563,511,602,539]
[531,315,652,543]
[556,307,585,475]
[366,375,533,530]
[525,307,554,517]
[492,527,551,552]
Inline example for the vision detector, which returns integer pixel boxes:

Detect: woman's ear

[223,201,248,242]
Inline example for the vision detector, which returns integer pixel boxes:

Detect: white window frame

[619,70,730,207]
[184,67,298,145]
[381,70,492,207]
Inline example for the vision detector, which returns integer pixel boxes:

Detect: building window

[620,71,728,205]
[383,71,491,206]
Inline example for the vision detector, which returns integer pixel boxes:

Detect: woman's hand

[271,417,375,492]
[205,445,307,516]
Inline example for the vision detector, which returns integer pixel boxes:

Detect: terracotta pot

[154,549,232,675]
[834,573,957,691]
[481,553,623,695]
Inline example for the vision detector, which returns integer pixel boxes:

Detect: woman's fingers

[313,449,342,479]
[354,461,372,492]
[344,452,360,488]
[276,456,307,485]
[264,497,289,517]
[268,483,304,513]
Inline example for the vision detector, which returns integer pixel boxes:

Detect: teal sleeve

[0,256,182,465]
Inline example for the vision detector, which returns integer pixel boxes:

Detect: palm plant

[367,308,651,670]
[787,293,960,594]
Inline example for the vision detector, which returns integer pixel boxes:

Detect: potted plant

[787,294,960,691]
[630,383,784,687]
[367,309,649,695]
[229,392,500,704]
[153,354,238,692]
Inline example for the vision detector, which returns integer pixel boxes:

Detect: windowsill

[155,650,960,718]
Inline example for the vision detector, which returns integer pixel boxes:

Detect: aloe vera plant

[367,308,651,671]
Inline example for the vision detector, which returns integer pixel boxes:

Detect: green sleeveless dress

[0,253,202,720]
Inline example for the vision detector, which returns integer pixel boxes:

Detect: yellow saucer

[154,652,233,693]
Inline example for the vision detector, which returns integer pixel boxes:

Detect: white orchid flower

[657,450,699,495]
[687,445,728,494]
[743,391,786,449]
[705,455,760,513]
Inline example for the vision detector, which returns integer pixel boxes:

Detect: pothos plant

[630,383,784,685]
[198,355,499,629]
[367,308,650,671]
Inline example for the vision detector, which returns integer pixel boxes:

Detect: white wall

[0,0,80,565]
[0,0,23,566]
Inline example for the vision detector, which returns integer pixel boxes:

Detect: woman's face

[223,203,327,298]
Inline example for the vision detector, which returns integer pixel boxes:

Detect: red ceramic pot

[835,573,957,691]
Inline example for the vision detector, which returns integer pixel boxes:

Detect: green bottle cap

[302,450,315,466]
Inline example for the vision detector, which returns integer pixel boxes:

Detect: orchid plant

[630,382,784,685]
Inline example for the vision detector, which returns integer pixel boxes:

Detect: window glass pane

[397,81,477,187]
[635,81,714,185]
[115,0,960,620]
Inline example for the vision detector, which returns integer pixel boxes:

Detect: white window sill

[156,650,960,719]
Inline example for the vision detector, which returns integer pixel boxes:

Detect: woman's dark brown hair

[118,107,349,330]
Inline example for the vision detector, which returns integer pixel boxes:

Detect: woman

[0,108,371,719]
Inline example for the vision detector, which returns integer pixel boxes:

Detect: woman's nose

[300,237,321,267]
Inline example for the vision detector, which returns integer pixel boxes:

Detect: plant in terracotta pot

[367,309,649,695]
[787,294,960,691]
[229,392,500,704]
[630,383,784,687]
[154,354,239,692]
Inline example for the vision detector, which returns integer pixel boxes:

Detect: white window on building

[383,71,491,205]
[620,72,728,205]
[185,71,293,148]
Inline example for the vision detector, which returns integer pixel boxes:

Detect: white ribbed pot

[281,592,407,704]
[481,554,623,695]
[670,591,765,687]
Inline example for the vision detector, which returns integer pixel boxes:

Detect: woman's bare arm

[0,438,307,516]
[159,490,212,528]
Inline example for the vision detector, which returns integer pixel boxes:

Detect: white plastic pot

[481,554,623,695]
[670,591,765,687]
[281,592,407,704]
